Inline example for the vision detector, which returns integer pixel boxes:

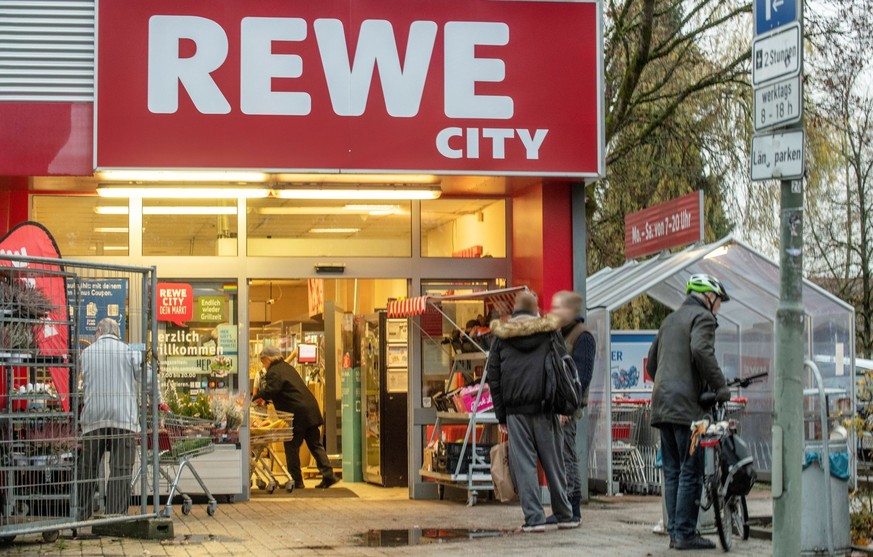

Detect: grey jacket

[81,334,142,434]
[647,296,730,428]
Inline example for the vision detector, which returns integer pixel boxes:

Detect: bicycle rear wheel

[710,457,733,551]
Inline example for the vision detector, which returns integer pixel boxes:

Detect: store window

[142,199,238,256]
[31,196,130,256]
[419,281,494,408]
[247,199,411,257]
[421,199,507,258]
[157,281,241,443]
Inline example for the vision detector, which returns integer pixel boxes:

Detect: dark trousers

[562,419,582,499]
[78,428,135,518]
[507,413,572,526]
[660,423,704,540]
[284,425,335,483]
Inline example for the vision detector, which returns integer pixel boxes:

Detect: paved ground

[0,484,774,557]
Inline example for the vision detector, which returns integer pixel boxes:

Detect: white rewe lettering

[240,17,310,116]
[436,128,463,159]
[481,128,514,159]
[516,128,548,159]
[148,16,230,114]
[435,128,547,160]
[315,19,437,117]
[444,22,513,119]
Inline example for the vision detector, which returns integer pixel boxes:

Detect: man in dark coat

[486,292,577,532]
[647,274,732,550]
[549,291,596,523]
[255,345,338,490]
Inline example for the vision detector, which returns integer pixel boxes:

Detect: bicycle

[695,372,768,552]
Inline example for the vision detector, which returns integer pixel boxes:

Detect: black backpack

[721,434,757,497]
[543,333,581,416]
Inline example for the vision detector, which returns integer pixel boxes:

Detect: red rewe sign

[156,282,193,327]
[624,191,704,260]
[96,0,603,177]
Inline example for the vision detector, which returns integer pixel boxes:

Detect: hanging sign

[95,0,604,177]
[624,191,704,260]
[156,282,193,326]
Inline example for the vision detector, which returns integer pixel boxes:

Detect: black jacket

[256,359,323,430]
[486,312,561,424]
[647,296,730,427]
[562,319,596,406]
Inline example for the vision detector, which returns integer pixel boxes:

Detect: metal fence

[0,253,160,542]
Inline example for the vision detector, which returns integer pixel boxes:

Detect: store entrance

[248,279,409,491]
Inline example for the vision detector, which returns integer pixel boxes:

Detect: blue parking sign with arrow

[755,0,798,36]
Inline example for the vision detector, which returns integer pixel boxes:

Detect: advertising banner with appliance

[96,0,603,177]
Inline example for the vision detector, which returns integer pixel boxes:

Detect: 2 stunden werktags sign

[750,0,804,181]
[96,0,603,177]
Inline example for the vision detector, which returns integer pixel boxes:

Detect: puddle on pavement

[161,534,240,545]
[355,528,510,547]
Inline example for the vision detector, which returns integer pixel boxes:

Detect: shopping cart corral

[249,405,294,493]
[611,399,650,494]
[0,248,162,543]
[132,413,217,517]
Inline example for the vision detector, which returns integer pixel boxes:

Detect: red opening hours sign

[624,191,704,260]
[96,0,603,177]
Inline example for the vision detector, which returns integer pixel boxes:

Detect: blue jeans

[659,424,703,540]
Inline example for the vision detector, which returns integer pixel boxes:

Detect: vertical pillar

[511,182,573,303]
[571,182,590,502]
[0,177,30,235]
[773,178,804,557]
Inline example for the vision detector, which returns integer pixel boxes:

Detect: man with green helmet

[646,273,731,550]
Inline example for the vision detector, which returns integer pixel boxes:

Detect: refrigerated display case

[360,312,408,487]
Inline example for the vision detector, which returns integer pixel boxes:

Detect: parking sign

[755,0,799,36]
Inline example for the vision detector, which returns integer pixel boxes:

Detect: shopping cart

[133,413,218,517]
[250,405,294,494]
[612,400,648,494]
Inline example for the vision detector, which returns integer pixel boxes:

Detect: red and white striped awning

[386,286,528,318]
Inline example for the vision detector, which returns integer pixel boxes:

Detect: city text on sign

[754,75,802,132]
[750,129,805,181]
[752,23,801,86]
[624,191,704,260]
[97,0,603,176]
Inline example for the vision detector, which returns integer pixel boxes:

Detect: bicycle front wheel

[733,496,750,540]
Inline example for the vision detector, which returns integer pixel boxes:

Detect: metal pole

[773,177,804,557]
[571,181,589,502]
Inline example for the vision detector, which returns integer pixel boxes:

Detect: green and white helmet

[686,273,730,301]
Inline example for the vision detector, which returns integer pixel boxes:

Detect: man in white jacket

[78,318,142,518]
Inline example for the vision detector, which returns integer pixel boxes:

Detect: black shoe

[674,536,716,550]
[294,481,306,489]
[545,515,558,525]
[315,476,340,489]
[669,538,675,549]
[570,495,582,522]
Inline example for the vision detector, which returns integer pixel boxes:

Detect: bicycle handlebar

[727,372,769,389]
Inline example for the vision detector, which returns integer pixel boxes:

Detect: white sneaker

[557,519,581,530]
[522,523,546,533]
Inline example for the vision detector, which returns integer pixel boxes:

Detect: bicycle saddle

[699,392,718,408]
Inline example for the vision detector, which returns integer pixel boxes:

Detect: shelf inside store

[419,469,493,483]
[435,411,498,424]
[454,352,488,362]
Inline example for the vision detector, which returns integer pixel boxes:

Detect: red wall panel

[511,182,573,310]
[0,103,93,176]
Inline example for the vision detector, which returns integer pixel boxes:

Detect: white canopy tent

[585,235,856,494]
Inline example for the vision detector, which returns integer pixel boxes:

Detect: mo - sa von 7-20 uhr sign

[95,0,604,177]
